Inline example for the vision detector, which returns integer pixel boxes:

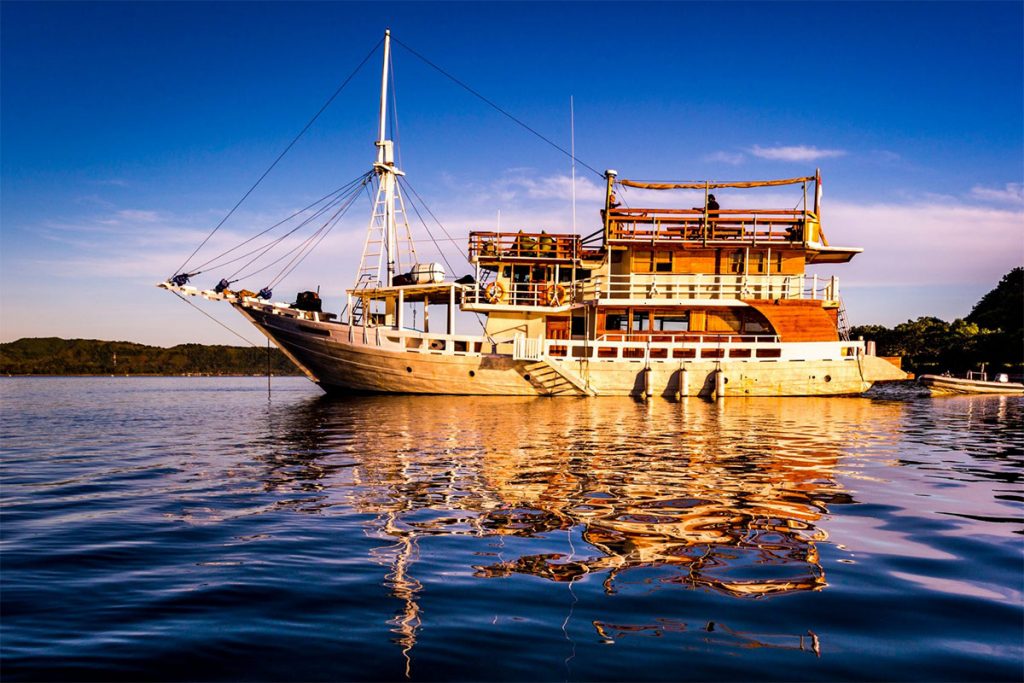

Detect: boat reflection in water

[264,394,904,672]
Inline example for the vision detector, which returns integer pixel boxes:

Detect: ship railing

[582,273,840,302]
[463,281,578,307]
[542,336,865,362]
[512,334,544,361]
[338,316,864,363]
[606,208,819,244]
[596,332,780,344]
[468,231,583,262]
[803,275,840,300]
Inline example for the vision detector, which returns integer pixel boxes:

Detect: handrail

[606,207,816,244]
[469,231,582,261]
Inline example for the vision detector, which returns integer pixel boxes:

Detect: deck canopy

[618,176,816,191]
[347,282,466,303]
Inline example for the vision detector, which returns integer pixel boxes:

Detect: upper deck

[606,207,817,245]
[468,231,603,265]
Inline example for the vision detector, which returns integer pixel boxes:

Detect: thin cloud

[969,182,1023,204]
[703,151,745,165]
[750,145,846,162]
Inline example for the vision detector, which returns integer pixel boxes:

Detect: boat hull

[239,305,907,397]
[918,374,1024,396]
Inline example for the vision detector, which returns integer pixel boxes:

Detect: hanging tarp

[619,176,815,190]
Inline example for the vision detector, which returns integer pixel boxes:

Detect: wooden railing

[607,208,817,244]
[469,231,583,261]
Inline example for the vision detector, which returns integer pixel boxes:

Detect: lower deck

[237,303,907,397]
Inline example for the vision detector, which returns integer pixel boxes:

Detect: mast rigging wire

[398,180,457,276]
[222,174,371,280]
[391,36,604,179]
[172,37,383,277]
[194,172,372,274]
[233,176,369,285]
[170,290,260,347]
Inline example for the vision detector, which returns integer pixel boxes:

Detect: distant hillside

[0,338,302,376]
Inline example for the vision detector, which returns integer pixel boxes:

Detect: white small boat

[919,372,1024,396]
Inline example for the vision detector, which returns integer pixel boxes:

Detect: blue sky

[2,1,1022,346]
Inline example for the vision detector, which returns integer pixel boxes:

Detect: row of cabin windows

[501,265,584,283]
[605,312,691,332]
[630,250,787,274]
[601,308,769,335]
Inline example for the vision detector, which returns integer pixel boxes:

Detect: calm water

[1,378,1021,682]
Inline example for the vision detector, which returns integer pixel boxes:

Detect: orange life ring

[485,281,505,304]
[545,283,567,306]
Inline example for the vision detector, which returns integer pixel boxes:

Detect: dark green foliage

[967,267,1023,333]
[850,267,1024,375]
[0,338,301,376]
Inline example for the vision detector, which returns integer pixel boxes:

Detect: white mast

[377,29,398,287]
[354,28,413,297]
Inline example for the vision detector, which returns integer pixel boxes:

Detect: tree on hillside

[967,267,1023,333]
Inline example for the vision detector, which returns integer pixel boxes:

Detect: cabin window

[633,250,653,273]
[753,251,767,274]
[654,312,689,332]
[632,311,650,331]
[571,315,586,336]
[774,252,783,273]
[605,312,628,332]
[512,266,531,283]
[611,251,623,264]
[744,319,767,333]
[655,251,672,273]
[729,250,745,274]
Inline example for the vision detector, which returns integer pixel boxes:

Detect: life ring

[545,283,567,306]
[485,281,505,304]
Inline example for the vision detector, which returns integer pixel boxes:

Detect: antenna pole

[570,96,577,237]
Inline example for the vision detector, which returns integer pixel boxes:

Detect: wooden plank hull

[918,374,1024,396]
[239,307,905,397]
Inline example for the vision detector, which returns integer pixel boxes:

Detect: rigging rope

[170,290,260,347]
[234,176,368,286]
[401,179,471,268]
[391,36,604,179]
[397,179,457,276]
[222,173,371,281]
[194,172,372,274]
[172,37,383,278]
[226,178,370,284]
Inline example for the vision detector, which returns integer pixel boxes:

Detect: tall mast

[377,30,391,163]
[378,29,397,286]
[355,28,414,300]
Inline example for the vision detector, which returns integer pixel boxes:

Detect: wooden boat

[919,373,1024,396]
[160,30,909,397]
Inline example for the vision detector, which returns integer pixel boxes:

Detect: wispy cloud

[870,150,902,164]
[703,151,745,165]
[969,182,1023,204]
[750,145,846,162]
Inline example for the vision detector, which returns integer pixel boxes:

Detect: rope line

[171,290,259,347]
[398,179,457,275]
[392,37,603,178]
[173,38,383,277]
[234,176,368,286]
[401,179,471,267]
[224,174,371,281]
[195,172,372,274]
[266,188,361,289]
